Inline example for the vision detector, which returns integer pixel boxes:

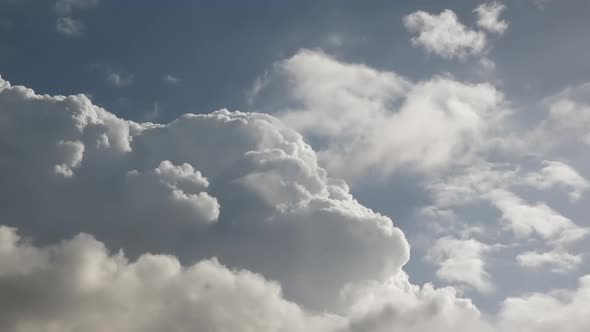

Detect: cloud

[55,17,83,37]
[403,9,487,59]
[475,2,508,35]
[516,249,583,272]
[498,275,590,332]
[53,0,99,37]
[2,54,590,330]
[427,160,589,244]
[0,225,342,332]
[523,160,589,202]
[489,189,588,245]
[341,272,494,332]
[163,74,180,85]
[0,74,500,331]
[527,82,590,150]
[256,50,505,179]
[0,74,409,312]
[425,237,494,293]
[107,71,133,87]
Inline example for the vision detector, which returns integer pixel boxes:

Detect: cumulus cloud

[403,9,487,59]
[0,225,341,332]
[475,2,508,35]
[258,50,505,179]
[425,237,494,293]
[2,59,590,330]
[498,275,590,332]
[0,74,409,312]
[341,272,494,332]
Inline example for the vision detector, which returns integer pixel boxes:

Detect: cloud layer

[2,60,590,330]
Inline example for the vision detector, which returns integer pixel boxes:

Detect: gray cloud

[0,75,409,312]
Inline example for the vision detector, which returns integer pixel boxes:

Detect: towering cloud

[0,75,409,312]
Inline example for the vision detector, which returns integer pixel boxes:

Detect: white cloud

[425,237,494,293]
[341,272,494,332]
[107,71,133,87]
[498,275,590,332]
[263,50,505,179]
[403,9,487,59]
[529,83,590,150]
[475,2,508,35]
[55,17,83,37]
[517,249,583,272]
[0,225,342,332]
[0,75,409,312]
[523,160,589,202]
[2,58,590,331]
[489,189,587,245]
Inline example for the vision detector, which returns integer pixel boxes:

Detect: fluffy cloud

[523,160,589,202]
[425,237,494,293]
[497,275,590,332]
[516,249,583,272]
[341,272,494,332]
[0,225,342,332]
[260,50,505,179]
[403,9,486,59]
[475,2,508,35]
[489,189,587,245]
[0,75,409,312]
[2,57,590,330]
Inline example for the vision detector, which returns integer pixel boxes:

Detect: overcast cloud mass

[1,1,590,331]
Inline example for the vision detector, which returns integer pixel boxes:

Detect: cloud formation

[403,3,508,59]
[475,2,508,35]
[0,75,409,312]
[426,237,494,292]
[2,58,590,330]
[403,9,487,59]
[0,225,341,332]
[260,50,505,179]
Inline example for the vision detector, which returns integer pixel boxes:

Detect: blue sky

[1,1,590,331]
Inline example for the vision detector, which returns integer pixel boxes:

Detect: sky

[1,0,590,331]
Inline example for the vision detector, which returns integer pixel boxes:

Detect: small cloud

[517,249,583,272]
[56,16,83,37]
[107,71,133,87]
[403,9,486,59]
[474,2,508,35]
[53,0,99,37]
[163,74,181,85]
